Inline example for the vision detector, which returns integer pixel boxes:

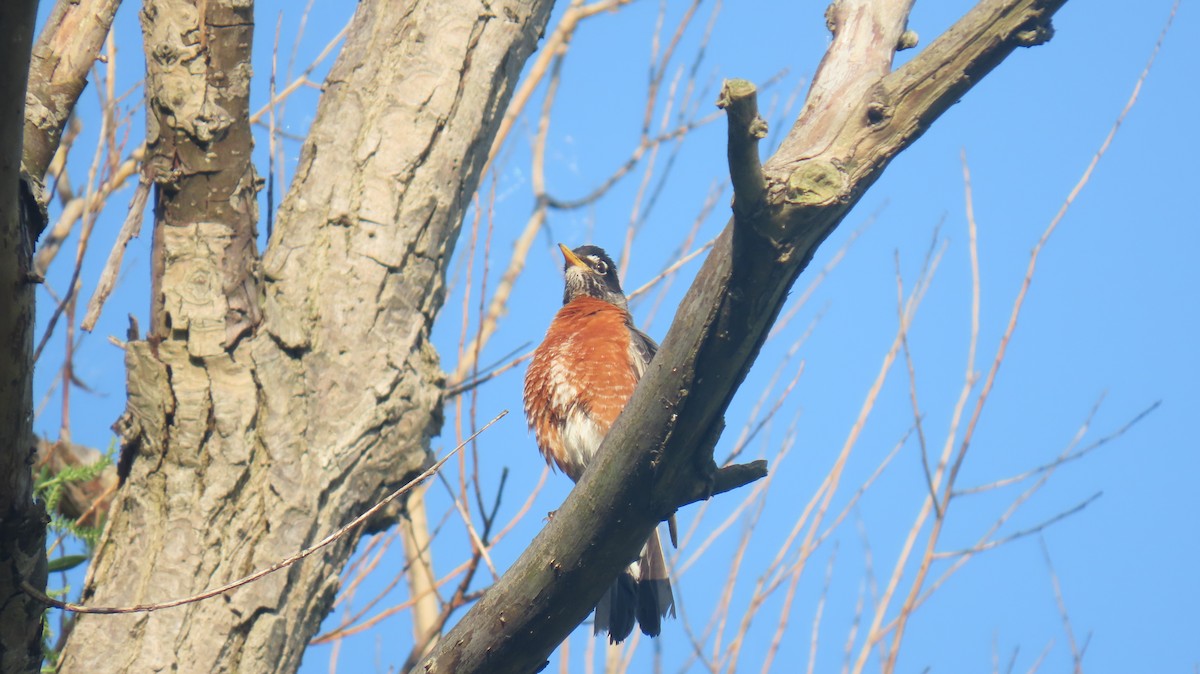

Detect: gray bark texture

[1,2,48,672]
[55,1,553,673]
[23,0,124,180]
[417,0,1067,672]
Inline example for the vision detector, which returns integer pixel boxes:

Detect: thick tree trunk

[57,1,553,672]
[0,2,48,673]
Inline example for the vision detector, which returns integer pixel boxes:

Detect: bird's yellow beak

[558,243,588,270]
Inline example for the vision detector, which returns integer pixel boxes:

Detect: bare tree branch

[717,79,767,226]
[81,177,150,331]
[23,0,124,180]
[418,1,1069,672]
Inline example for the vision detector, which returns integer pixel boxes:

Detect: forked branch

[417,1,1068,672]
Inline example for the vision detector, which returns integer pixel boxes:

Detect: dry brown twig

[767,205,881,340]
[444,44,562,389]
[398,466,513,672]
[675,319,818,572]
[1039,538,1089,673]
[1025,639,1056,674]
[671,404,804,674]
[34,99,142,277]
[444,0,640,392]
[80,177,149,331]
[676,434,792,578]
[617,0,706,280]
[955,399,1159,498]
[899,399,1156,621]
[249,20,350,126]
[311,457,553,645]
[51,35,122,454]
[312,468,554,644]
[467,184,499,521]
[637,182,722,330]
[798,543,838,674]
[312,506,457,646]
[36,51,144,391]
[850,7,1176,667]
[448,0,730,389]
[720,236,946,673]
[896,242,940,518]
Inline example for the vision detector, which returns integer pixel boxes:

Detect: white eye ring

[594,259,608,275]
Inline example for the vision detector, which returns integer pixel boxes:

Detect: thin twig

[895,249,938,518]
[956,400,1159,496]
[768,204,881,340]
[24,411,509,614]
[869,11,1176,667]
[81,177,150,331]
[248,21,350,124]
[638,181,722,330]
[932,493,1101,559]
[1040,538,1087,673]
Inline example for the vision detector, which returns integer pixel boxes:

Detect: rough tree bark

[2,2,131,671]
[1,2,49,672]
[417,0,1067,672]
[23,0,124,181]
[54,1,554,673]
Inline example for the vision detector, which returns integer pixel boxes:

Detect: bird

[523,243,676,644]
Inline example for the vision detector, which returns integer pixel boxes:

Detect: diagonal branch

[23,0,124,181]
[418,1,1069,672]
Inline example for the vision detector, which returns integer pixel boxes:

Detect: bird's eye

[594,260,608,275]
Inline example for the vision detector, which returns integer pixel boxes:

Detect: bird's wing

[627,320,681,547]
[628,323,658,379]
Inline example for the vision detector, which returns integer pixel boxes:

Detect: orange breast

[524,297,640,480]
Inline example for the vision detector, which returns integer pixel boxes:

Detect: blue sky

[34,1,1197,672]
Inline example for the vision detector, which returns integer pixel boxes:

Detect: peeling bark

[142,0,261,348]
[23,0,124,181]
[57,1,554,672]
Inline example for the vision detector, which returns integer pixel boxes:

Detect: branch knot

[785,159,846,206]
[1014,17,1055,46]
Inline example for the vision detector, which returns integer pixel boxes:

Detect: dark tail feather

[635,529,675,637]
[594,571,637,644]
[594,529,675,643]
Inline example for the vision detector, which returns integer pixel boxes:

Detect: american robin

[524,243,676,644]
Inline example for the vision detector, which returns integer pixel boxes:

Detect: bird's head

[559,243,627,309]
